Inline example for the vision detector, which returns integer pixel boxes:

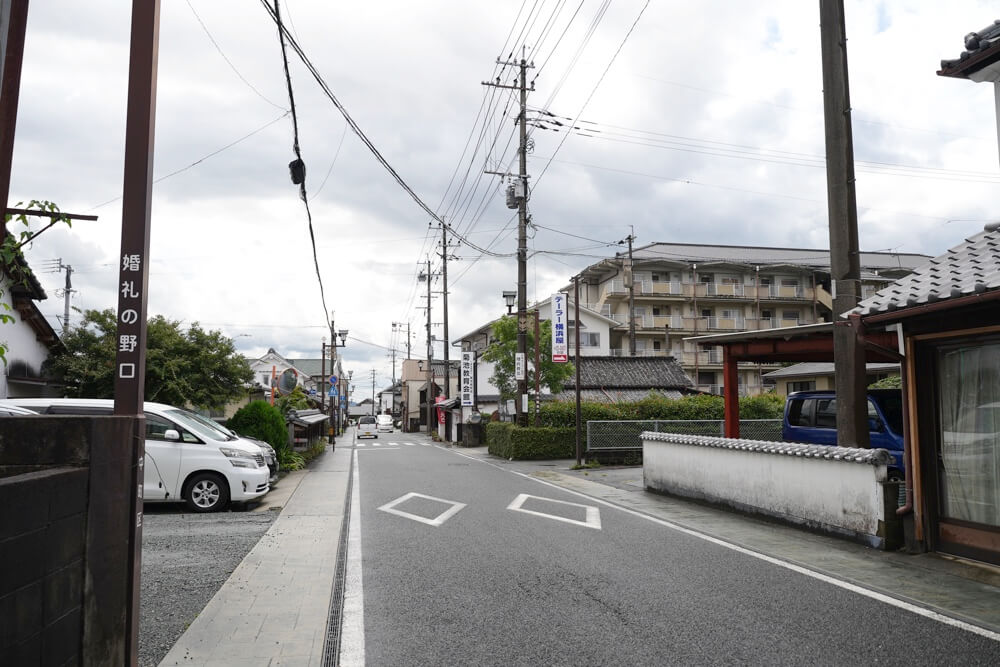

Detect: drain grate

[322,462,354,666]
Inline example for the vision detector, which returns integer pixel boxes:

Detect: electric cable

[272,0,332,333]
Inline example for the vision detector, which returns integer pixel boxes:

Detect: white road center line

[339,449,365,665]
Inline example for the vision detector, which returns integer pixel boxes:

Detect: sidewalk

[160,437,1000,665]
[159,437,353,666]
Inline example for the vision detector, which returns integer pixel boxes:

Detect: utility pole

[320,339,326,411]
[50,259,76,334]
[819,0,868,447]
[420,257,435,432]
[439,222,452,401]
[370,369,376,416]
[574,276,582,466]
[626,231,636,357]
[534,309,541,426]
[393,321,412,359]
[484,50,534,427]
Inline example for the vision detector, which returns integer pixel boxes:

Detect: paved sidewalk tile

[158,445,351,666]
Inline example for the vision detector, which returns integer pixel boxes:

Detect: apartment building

[571,242,928,396]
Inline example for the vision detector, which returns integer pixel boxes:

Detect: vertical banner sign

[515,352,526,381]
[461,351,474,407]
[551,292,569,362]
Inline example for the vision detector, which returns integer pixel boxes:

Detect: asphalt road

[138,504,277,666]
[347,436,1000,666]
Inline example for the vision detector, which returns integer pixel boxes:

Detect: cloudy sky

[9,1,1000,398]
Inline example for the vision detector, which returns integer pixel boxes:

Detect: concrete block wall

[643,433,902,549]
[0,416,138,666]
[0,467,88,665]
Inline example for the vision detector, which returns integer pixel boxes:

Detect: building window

[720,309,738,319]
[781,278,800,287]
[652,307,661,316]
[760,276,773,286]
[653,340,662,350]
[699,273,714,283]
[261,373,270,385]
[782,310,799,321]
[788,380,815,393]
[652,273,661,282]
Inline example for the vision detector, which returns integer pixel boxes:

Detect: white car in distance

[376,414,394,433]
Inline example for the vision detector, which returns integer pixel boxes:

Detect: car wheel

[888,469,904,483]
[184,472,230,512]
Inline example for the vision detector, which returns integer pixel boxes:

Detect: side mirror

[867,418,883,433]
[164,429,180,441]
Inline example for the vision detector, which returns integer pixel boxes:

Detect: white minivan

[10,398,270,512]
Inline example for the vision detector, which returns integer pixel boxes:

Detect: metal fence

[586,419,783,453]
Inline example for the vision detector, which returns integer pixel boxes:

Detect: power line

[88,111,290,211]
[272,0,331,333]
[184,0,287,112]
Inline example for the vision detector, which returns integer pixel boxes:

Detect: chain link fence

[586,419,783,453]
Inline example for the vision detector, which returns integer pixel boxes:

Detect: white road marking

[378,492,467,527]
[507,493,601,529]
[420,443,431,446]
[339,450,365,666]
[443,448,1000,643]
[355,443,366,447]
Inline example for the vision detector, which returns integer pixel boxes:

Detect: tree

[481,313,575,400]
[275,385,310,416]
[44,308,253,409]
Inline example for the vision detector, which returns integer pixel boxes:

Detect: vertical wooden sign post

[113,2,160,664]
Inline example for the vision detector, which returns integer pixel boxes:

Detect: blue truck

[783,389,905,480]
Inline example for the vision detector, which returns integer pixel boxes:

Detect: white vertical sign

[461,351,474,407]
[551,292,569,363]
[515,352,526,381]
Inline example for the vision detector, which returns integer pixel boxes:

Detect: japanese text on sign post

[551,292,569,363]
[117,253,144,381]
[461,351,474,407]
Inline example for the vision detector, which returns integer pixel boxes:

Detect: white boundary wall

[642,433,896,548]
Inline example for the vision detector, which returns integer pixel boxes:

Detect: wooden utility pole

[819,0,868,447]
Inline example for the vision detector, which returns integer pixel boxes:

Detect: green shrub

[228,400,288,451]
[738,392,784,419]
[536,392,782,428]
[486,422,576,459]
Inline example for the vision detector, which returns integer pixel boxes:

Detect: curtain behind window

[937,343,1000,527]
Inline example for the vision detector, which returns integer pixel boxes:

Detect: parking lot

[138,504,278,666]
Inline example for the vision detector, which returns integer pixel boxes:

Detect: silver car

[357,415,378,439]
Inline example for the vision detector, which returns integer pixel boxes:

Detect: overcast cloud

[10,1,999,397]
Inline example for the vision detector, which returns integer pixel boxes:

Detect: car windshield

[165,408,234,442]
[185,411,239,441]
[360,417,375,424]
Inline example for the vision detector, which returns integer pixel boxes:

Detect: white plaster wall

[643,439,887,538]
[0,284,52,399]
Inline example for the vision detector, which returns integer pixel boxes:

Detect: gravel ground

[138,506,278,667]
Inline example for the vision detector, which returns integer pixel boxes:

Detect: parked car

[357,415,378,439]
[376,414,394,433]
[9,398,270,512]
[0,401,39,416]
[184,412,279,485]
[783,389,905,479]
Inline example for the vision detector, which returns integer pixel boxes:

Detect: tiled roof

[287,358,325,377]
[553,388,686,403]
[939,21,1000,80]
[641,432,894,466]
[565,356,692,390]
[852,224,1000,317]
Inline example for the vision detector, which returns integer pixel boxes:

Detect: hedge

[485,422,576,459]
[536,392,783,427]
[227,400,288,451]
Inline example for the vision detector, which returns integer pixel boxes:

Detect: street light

[325,323,349,444]
[502,290,517,314]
